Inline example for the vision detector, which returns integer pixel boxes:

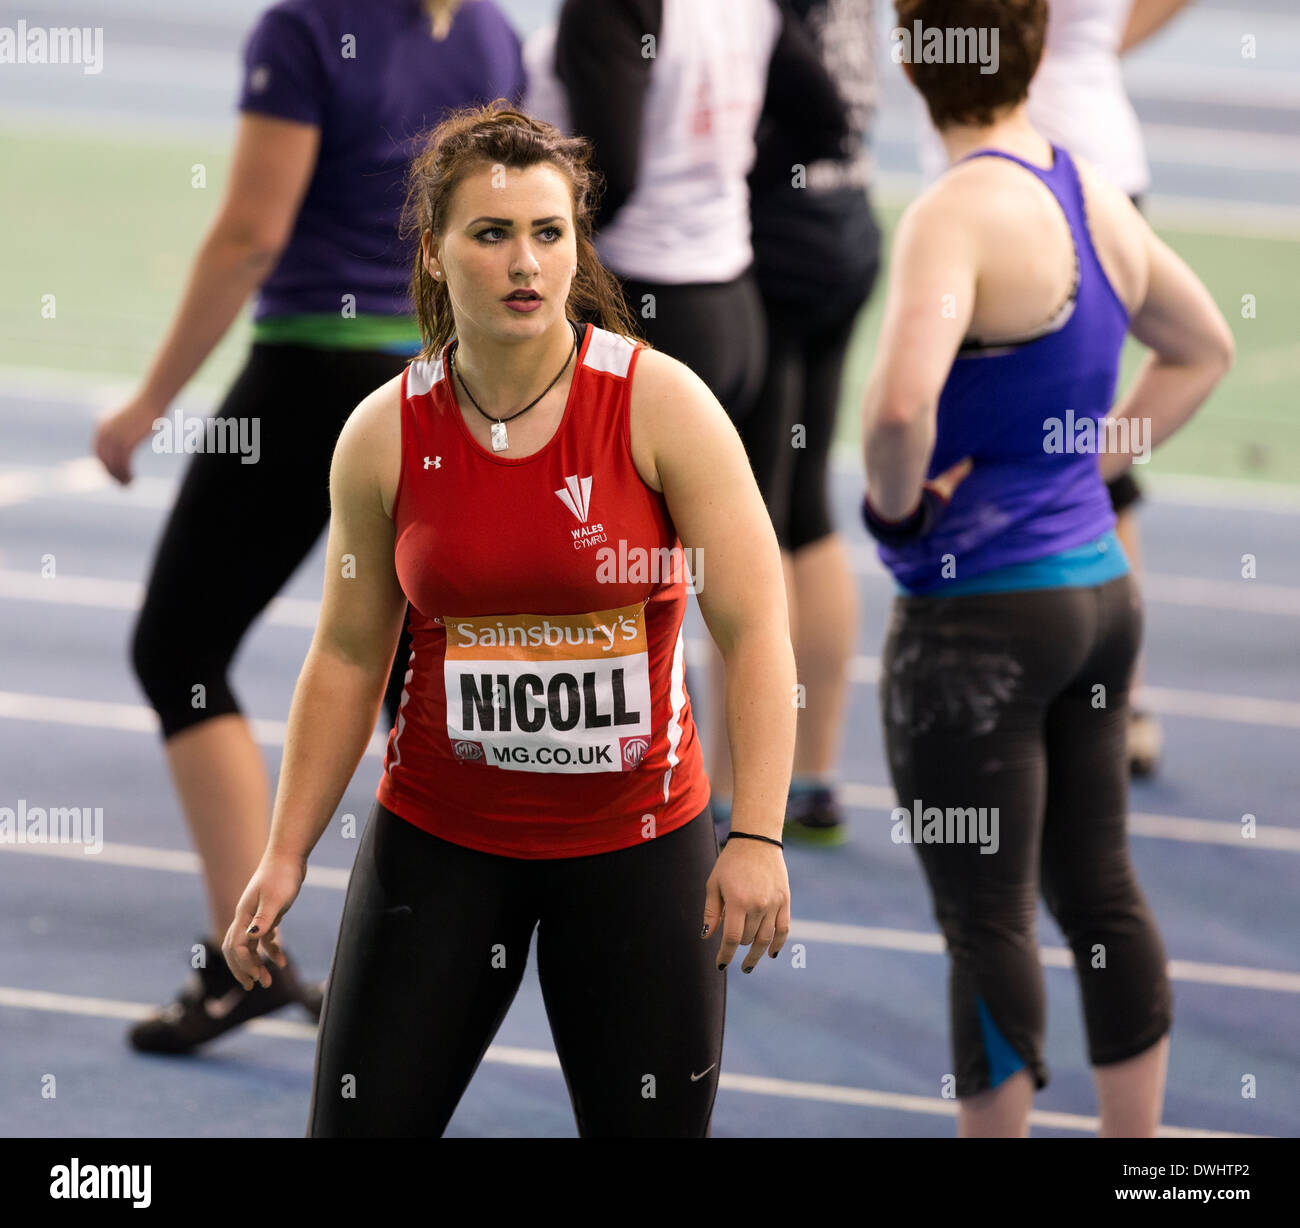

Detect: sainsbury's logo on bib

[443,603,652,774]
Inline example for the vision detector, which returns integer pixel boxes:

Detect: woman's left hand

[702,838,791,974]
[925,455,973,501]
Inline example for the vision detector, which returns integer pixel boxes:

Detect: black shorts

[880,576,1173,1097]
[735,298,871,552]
[307,801,726,1136]
[610,270,766,423]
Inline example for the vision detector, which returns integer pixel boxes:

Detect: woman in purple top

[90,0,524,1054]
[861,0,1232,1136]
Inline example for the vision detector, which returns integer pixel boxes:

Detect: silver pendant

[490,421,508,452]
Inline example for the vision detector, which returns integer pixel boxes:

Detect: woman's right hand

[223,850,308,990]
[92,397,162,485]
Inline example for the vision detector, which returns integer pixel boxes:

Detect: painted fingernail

[700,924,709,938]
[247,924,259,935]
[716,963,726,971]
[743,965,753,974]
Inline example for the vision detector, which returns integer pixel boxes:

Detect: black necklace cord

[448,320,580,427]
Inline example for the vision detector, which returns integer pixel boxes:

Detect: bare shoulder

[1073,154,1149,314]
[894,166,991,253]
[332,369,405,519]
[628,345,729,494]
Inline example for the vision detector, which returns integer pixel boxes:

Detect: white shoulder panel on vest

[407,355,444,397]
[581,328,636,379]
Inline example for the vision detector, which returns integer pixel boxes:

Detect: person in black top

[526,0,848,828]
[741,0,882,844]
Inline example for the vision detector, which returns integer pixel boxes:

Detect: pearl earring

[434,270,441,279]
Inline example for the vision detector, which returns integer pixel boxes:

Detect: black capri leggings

[131,343,413,739]
[880,575,1172,1097]
[308,801,726,1137]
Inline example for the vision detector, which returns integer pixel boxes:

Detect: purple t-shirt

[239,0,525,319]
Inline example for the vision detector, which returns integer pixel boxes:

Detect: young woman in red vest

[222,103,796,1138]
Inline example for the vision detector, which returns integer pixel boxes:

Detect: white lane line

[3,840,1297,993]
[2,569,1299,726]
[839,783,1300,852]
[849,788,1300,851]
[0,570,320,626]
[1,688,1297,846]
[8,564,1298,621]
[0,985,1262,1137]
[0,838,352,887]
[0,690,388,756]
[11,450,1300,517]
[1139,123,1300,170]
[0,457,123,507]
[1125,63,1300,110]
[1137,575,1300,618]
[830,651,1300,729]
[789,921,1300,994]
[1138,685,1300,729]
[1125,813,1300,853]
[834,652,1300,729]
[0,471,45,508]
[877,170,1300,239]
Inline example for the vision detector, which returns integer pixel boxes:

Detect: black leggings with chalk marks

[880,575,1172,1097]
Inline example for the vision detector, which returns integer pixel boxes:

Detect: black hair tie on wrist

[725,831,784,850]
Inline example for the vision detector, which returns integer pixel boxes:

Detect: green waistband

[252,313,423,353]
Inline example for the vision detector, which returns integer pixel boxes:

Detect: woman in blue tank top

[862,0,1233,1137]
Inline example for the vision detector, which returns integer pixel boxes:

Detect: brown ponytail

[399,99,642,360]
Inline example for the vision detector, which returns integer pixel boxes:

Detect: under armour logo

[424,456,441,470]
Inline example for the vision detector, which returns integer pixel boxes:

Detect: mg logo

[453,740,484,762]
[620,736,650,768]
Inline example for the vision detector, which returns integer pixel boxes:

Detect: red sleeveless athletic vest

[375,323,711,858]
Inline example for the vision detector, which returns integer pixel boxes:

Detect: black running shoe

[783,787,849,847]
[128,938,320,1054]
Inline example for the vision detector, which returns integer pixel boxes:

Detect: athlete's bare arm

[94,114,321,484]
[630,347,794,970]
[861,187,978,517]
[225,375,406,988]
[1075,161,1235,479]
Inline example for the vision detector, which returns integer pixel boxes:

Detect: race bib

[443,603,653,773]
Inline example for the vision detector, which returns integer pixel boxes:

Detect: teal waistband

[896,530,1130,598]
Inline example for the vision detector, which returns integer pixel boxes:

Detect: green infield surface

[3,123,1297,486]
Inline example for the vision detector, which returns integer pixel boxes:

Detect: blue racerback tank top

[877,144,1131,594]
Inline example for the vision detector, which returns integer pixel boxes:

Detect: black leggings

[308,801,726,1137]
[737,302,865,552]
[611,271,766,423]
[880,576,1172,1097]
[131,343,413,739]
